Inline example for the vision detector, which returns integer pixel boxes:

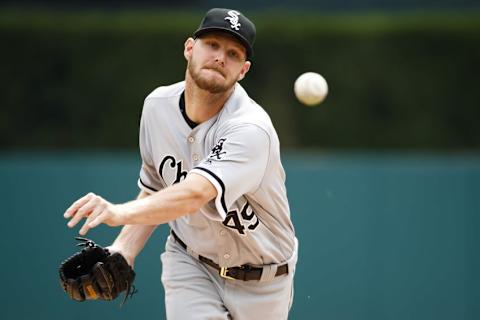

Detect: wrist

[107,245,136,267]
[113,203,132,226]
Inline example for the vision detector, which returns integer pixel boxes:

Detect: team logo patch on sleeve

[206,138,227,163]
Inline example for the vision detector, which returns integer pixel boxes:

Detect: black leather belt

[171,230,288,281]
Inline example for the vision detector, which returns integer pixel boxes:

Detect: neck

[184,73,234,124]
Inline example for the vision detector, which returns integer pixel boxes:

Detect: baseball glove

[59,237,136,305]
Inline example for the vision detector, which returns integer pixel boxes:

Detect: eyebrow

[202,35,246,55]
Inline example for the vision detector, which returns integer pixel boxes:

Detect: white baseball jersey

[137,81,297,268]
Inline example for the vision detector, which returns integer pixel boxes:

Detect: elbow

[180,172,218,214]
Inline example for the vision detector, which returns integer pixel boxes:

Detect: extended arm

[63,173,217,236]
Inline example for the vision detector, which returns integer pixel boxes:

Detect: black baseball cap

[194,8,256,60]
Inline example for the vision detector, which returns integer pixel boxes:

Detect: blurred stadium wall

[0,4,479,150]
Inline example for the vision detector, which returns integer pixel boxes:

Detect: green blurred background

[1,0,479,319]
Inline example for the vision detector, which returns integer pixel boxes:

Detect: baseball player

[64,8,298,320]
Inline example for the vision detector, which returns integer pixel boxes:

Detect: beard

[187,58,237,94]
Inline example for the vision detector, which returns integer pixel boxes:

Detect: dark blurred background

[1,1,479,320]
[1,0,479,150]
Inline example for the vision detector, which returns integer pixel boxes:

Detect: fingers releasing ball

[294,72,328,106]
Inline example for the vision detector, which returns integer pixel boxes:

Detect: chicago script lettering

[159,155,187,185]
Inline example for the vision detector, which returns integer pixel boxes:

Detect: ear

[184,37,195,61]
[237,61,251,82]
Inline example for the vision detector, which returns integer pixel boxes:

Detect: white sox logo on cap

[194,8,255,59]
[224,10,241,30]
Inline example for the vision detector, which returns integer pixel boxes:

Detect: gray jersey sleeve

[137,104,164,193]
[191,124,270,220]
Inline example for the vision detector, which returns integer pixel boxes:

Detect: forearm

[118,174,215,225]
[109,191,156,265]
[109,224,157,264]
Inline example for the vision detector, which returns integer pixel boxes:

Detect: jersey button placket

[188,135,200,163]
[217,229,231,267]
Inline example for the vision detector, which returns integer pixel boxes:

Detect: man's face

[184,32,251,94]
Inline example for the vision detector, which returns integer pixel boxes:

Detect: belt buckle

[220,267,235,280]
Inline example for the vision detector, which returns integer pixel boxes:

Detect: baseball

[294,72,328,106]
